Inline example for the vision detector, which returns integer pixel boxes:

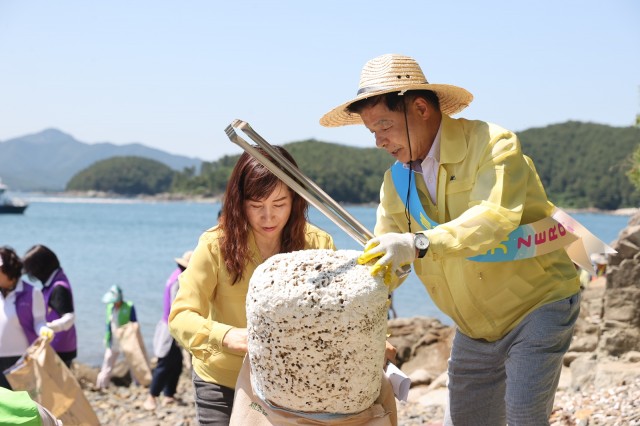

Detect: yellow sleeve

[305,224,337,251]
[168,233,232,362]
[323,233,336,251]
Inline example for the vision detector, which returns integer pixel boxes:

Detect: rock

[71,361,98,388]
[387,317,454,377]
[568,335,598,353]
[557,365,572,390]
[570,354,598,390]
[620,224,640,247]
[594,361,640,388]
[580,276,605,317]
[72,363,196,425]
[416,388,448,408]
[424,371,448,391]
[408,368,435,387]
[608,260,640,290]
[622,351,640,363]
[562,209,640,415]
[563,351,581,366]
[597,325,640,356]
[611,238,640,260]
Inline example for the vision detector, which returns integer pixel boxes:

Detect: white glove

[96,347,117,389]
[358,233,416,283]
[96,370,110,389]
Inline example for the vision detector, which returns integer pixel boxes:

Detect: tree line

[67,121,640,210]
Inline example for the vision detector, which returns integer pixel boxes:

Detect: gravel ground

[78,372,639,425]
[393,379,640,426]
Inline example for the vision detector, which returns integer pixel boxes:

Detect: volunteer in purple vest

[22,245,78,368]
[0,246,54,389]
[143,250,192,411]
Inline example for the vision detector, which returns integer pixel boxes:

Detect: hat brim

[175,257,189,269]
[319,83,473,128]
[102,292,117,304]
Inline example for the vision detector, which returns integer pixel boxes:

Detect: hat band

[357,85,399,96]
[357,81,429,96]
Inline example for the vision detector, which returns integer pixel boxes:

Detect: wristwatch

[414,233,430,258]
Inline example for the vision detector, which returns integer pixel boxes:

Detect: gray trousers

[192,370,236,425]
[444,292,580,426]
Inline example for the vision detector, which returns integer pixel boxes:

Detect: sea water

[0,197,632,366]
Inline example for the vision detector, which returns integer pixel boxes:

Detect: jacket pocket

[445,177,474,219]
[446,177,473,193]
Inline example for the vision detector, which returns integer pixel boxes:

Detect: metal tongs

[224,119,410,278]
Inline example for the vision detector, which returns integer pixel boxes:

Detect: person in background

[591,253,607,277]
[0,387,62,426]
[320,54,581,425]
[169,146,336,425]
[143,250,193,411]
[22,244,78,368]
[96,284,138,389]
[0,246,54,389]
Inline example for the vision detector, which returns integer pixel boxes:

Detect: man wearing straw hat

[320,54,581,425]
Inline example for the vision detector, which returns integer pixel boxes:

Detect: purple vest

[163,268,182,323]
[41,269,77,353]
[15,282,38,345]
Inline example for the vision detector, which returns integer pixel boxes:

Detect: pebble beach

[74,364,640,425]
[393,380,640,426]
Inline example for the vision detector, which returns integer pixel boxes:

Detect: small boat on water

[0,180,28,214]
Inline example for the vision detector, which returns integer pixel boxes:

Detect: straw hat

[175,250,193,269]
[320,54,473,127]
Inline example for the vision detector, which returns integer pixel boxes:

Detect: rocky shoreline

[71,327,640,426]
[71,277,640,425]
[384,209,640,425]
[21,190,640,217]
[66,210,640,425]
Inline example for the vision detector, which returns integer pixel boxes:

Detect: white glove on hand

[96,347,117,389]
[96,370,110,389]
[357,233,416,283]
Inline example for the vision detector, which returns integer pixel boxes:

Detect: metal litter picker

[224,119,409,278]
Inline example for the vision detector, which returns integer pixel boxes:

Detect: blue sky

[1,1,638,161]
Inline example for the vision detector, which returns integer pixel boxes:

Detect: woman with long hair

[169,146,335,425]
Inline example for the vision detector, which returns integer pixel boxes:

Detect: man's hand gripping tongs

[224,119,410,279]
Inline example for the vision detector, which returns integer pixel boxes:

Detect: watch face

[415,234,429,249]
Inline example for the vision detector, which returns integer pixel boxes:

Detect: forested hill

[65,121,639,209]
[170,121,640,209]
[170,141,395,204]
[518,121,640,209]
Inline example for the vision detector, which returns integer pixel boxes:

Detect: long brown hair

[219,146,308,283]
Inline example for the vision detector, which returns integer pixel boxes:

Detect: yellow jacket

[169,223,335,389]
[377,114,579,341]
